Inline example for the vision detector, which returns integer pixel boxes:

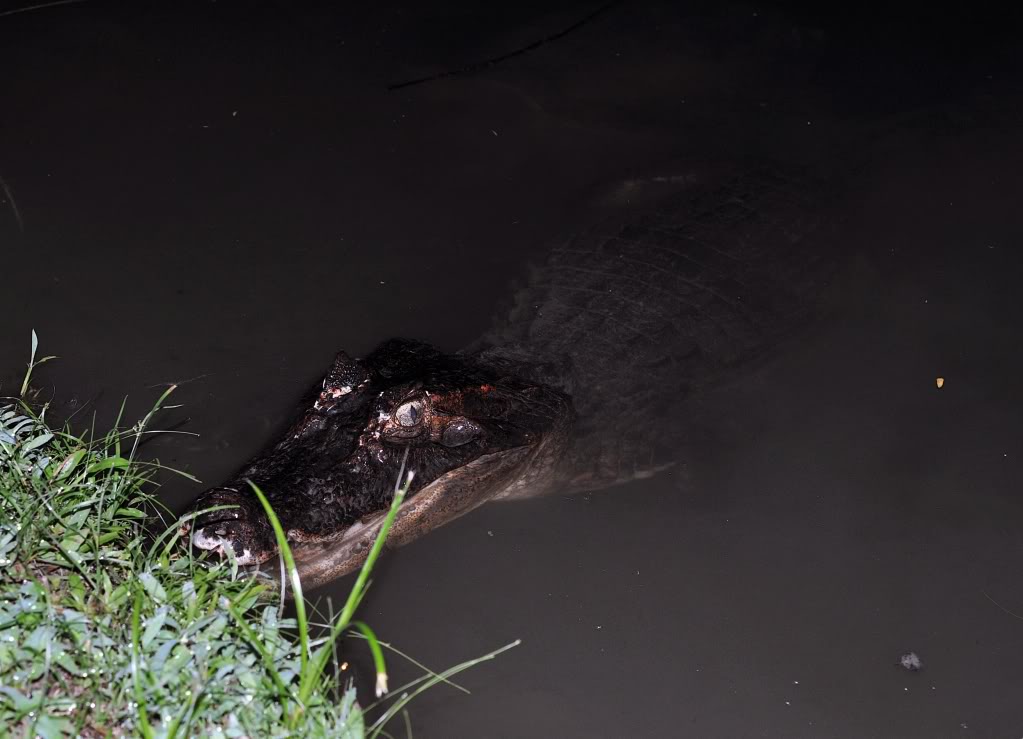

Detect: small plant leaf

[86,456,131,473]
[142,607,168,647]
[22,432,53,452]
[138,571,167,604]
[55,449,87,479]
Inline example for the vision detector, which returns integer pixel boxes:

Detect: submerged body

[188,166,837,589]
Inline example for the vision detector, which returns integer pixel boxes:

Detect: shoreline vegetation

[0,333,515,737]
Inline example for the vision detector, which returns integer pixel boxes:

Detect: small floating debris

[935,377,945,389]
[898,652,922,671]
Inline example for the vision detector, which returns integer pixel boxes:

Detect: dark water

[2,2,1022,736]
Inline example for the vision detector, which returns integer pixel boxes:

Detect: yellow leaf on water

[936,377,945,389]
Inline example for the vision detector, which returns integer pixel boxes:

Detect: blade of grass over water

[352,635,472,706]
[351,621,389,697]
[19,329,55,399]
[248,481,309,672]
[297,449,413,710]
[368,640,522,738]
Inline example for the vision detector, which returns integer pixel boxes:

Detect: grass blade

[369,640,521,737]
[131,590,155,739]
[302,453,413,705]
[351,621,388,698]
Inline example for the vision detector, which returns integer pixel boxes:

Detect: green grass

[0,334,517,737]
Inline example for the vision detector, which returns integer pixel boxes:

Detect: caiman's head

[187,339,570,590]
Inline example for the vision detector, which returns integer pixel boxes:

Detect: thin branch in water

[0,173,24,232]
[982,589,1023,621]
[388,0,621,90]
[145,373,211,389]
[134,417,193,449]
[0,0,87,20]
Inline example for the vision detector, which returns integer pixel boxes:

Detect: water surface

[2,2,1021,736]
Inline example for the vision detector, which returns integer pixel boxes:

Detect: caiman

[187,165,839,590]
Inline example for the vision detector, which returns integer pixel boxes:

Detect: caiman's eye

[441,419,481,447]
[394,400,424,427]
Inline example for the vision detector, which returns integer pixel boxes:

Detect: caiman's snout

[189,486,274,566]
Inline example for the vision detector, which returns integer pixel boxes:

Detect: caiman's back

[476,166,839,492]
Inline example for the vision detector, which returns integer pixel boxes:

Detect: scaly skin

[188,164,838,589]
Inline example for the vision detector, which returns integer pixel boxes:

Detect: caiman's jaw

[191,529,259,566]
[258,445,535,590]
[187,339,571,590]
[188,486,278,567]
[188,445,532,582]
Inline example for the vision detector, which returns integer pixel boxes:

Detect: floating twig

[0,173,24,232]
[982,589,1023,621]
[388,0,621,90]
[0,0,87,20]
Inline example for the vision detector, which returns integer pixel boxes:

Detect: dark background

[2,1,1022,736]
